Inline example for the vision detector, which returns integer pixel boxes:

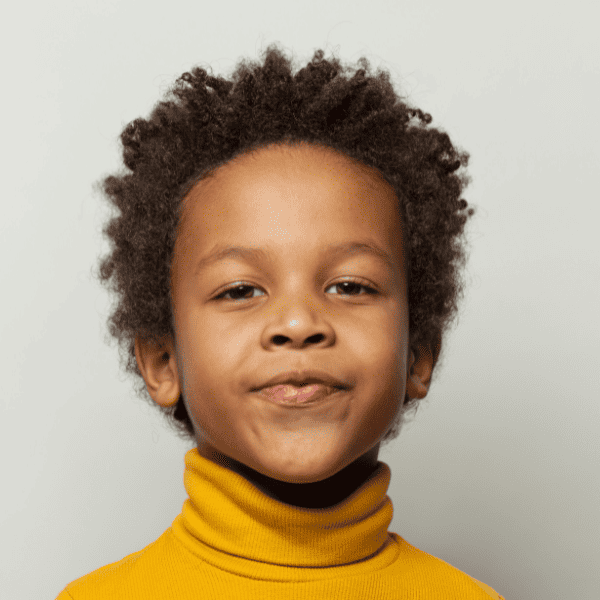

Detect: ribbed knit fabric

[56,447,505,599]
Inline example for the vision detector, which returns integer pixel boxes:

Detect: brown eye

[325,279,378,296]
[216,284,264,301]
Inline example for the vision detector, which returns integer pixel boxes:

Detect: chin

[259,461,344,485]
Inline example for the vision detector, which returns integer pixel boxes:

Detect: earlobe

[156,379,181,408]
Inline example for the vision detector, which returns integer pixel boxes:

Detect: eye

[324,279,378,296]
[215,284,265,301]
[214,279,378,302]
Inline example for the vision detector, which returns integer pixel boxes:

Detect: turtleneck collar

[171,447,395,572]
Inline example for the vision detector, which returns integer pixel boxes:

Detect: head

[93,44,475,483]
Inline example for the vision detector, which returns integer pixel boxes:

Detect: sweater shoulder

[390,533,506,599]
[54,528,169,600]
[468,576,506,600]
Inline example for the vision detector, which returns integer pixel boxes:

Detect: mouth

[257,383,344,406]
[253,369,350,392]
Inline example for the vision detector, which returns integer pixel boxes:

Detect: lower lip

[257,384,344,407]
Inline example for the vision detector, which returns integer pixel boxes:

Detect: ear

[406,333,440,401]
[134,334,180,407]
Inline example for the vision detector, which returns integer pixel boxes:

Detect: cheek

[360,340,407,413]
[355,323,406,373]
[181,314,256,388]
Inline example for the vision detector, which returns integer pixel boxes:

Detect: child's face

[138,142,430,487]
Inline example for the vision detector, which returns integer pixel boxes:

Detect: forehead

[176,142,404,270]
[185,142,399,221]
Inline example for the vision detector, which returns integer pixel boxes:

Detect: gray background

[1,1,599,599]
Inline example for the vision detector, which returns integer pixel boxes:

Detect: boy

[57,43,505,599]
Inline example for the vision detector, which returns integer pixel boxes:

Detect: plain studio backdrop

[1,1,598,598]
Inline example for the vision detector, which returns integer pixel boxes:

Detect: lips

[253,369,350,392]
[258,383,341,405]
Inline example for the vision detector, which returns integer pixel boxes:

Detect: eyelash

[214,278,378,302]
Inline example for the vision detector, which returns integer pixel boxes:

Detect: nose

[264,314,334,349]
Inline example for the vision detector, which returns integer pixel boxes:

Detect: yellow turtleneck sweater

[56,448,505,599]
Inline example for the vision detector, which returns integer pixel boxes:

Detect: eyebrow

[194,240,396,275]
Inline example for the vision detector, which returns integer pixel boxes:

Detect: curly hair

[92,43,475,445]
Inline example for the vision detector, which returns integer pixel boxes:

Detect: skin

[135,141,435,509]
